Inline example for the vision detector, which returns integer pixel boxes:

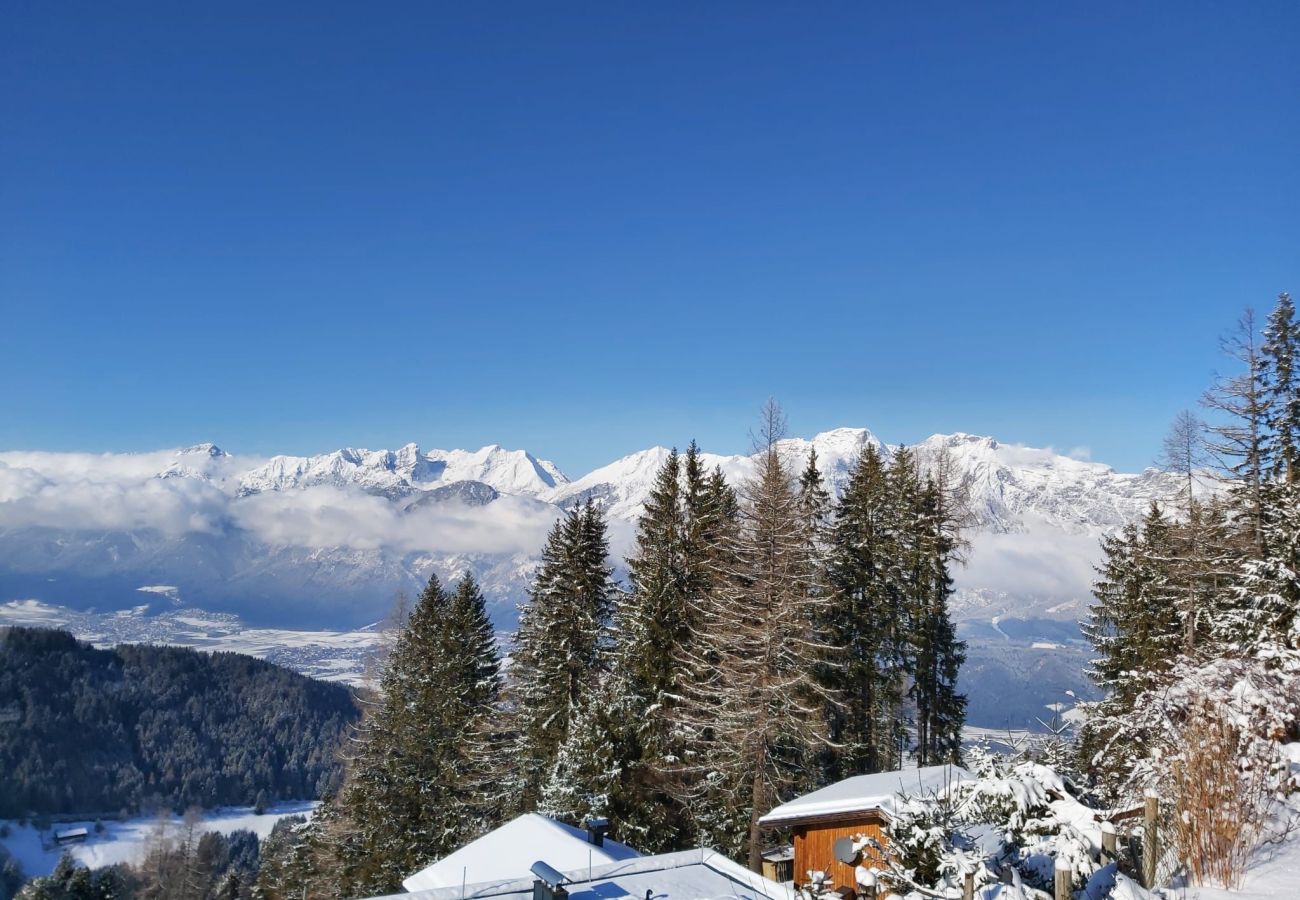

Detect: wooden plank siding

[792,815,887,890]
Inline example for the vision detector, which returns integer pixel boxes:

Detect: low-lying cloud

[956,517,1102,602]
[0,453,559,558]
[232,486,558,556]
[0,460,231,536]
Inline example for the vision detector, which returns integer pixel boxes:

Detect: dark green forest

[0,627,358,817]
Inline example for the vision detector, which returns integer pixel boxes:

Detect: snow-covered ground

[1189,840,1300,900]
[0,801,316,879]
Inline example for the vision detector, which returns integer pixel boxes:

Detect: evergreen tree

[1082,504,1184,706]
[508,502,617,813]
[908,477,966,765]
[1210,293,1300,653]
[672,453,743,846]
[797,448,832,556]
[331,573,502,895]
[1261,292,1300,484]
[1216,480,1300,652]
[542,450,690,849]
[820,443,908,778]
[537,678,630,831]
[447,574,507,832]
[676,401,830,869]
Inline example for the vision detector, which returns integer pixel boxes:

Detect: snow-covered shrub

[1081,650,1300,887]
[881,790,963,886]
[1166,698,1276,887]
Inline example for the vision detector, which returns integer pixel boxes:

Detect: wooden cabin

[757,766,969,892]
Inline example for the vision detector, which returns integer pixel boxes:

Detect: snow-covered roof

[401,814,640,893]
[758,765,971,826]
[377,849,793,900]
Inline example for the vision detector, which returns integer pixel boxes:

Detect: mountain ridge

[0,427,1190,630]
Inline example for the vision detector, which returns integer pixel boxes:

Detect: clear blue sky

[2,2,1296,476]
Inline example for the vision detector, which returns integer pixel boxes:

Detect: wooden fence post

[962,870,974,900]
[1100,820,1117,866]
[1054,859,1071,900]
[1142,791,1159,888]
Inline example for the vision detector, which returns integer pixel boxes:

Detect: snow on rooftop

[402,813,639,893]
[758,765,971,825]
[381,849,792,900]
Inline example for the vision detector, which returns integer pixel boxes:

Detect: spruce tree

[672,452,743,847]
[508,501,617,813]
[447,574,507,832]
[331,573,502,895]
[797,447,832,554]
[820,443,908,778]
[908,476,966,765]
[1261,292,1300,484]
[545,449,694,849]
[1082,504,1183,706]
[538,677,629,829]
[1209,293,1300,653]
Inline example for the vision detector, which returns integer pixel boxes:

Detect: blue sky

[2,2,1296,476]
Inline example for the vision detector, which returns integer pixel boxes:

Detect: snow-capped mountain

[236,443,567,499]
[546,427,1183,538]
[543,427,883,521]
[0,428,1184,628]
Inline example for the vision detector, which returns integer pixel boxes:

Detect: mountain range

[0,428,1187,627]
[0,428,1191,726]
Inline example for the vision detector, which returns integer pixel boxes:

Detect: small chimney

[584,817,609,848]
[531,861,568,900]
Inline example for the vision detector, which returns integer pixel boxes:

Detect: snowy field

[0,801,316,879]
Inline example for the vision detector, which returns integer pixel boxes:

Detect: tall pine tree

[820,443,908,778]
[510,501,617,813]
[907,474,966,765]
[331,573,502,895]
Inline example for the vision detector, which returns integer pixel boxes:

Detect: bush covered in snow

[1080,650,1300,888]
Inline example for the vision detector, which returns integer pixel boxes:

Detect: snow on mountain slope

[545,428,883,520]
[0,427,1187,633]
[546,427,1182,539]
[237,443,567,499]
[914,432,1187,536]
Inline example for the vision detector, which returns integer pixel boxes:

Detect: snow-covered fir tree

[541,448,694,849]
[820,442,909,777]
[1082,504,1184,712]
[507,500,617,814]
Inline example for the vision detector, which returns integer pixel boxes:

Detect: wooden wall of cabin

[792,819,886,890]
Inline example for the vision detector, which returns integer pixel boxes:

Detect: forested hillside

[0,628,357,817]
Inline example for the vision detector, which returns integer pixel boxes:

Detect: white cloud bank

[956,516,1103,603]
[0,452,558,558]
